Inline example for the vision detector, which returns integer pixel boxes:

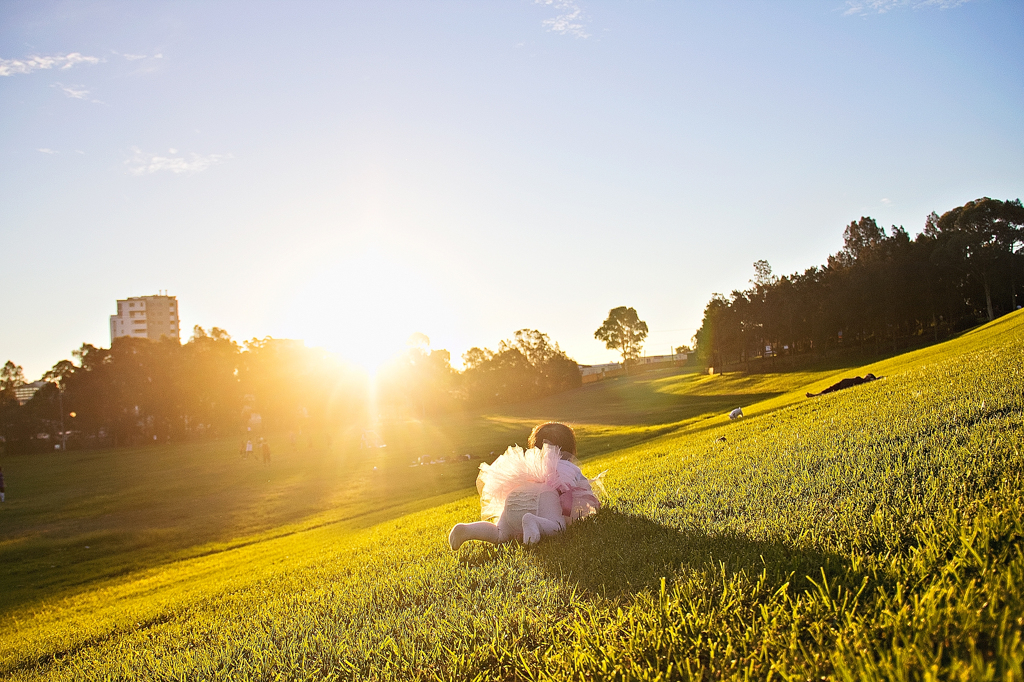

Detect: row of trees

[374,328,586,417]
[461,329,582,405]
[0,327,587,454]
[693,197,1024,368]
[0,328,368,453]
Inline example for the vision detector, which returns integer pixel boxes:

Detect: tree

[460,329,580,406]
[378,333,456,416]
[1,361,25,393]
[594,307,649,369]
[934,198,1024,321]
[751,260,776,288]
[43,360,76,389]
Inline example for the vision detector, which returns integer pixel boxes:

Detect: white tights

[449,490,565,549]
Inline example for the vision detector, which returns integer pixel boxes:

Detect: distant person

[448,422,602,549]
[261,440,271,465]
[244,440,254,459]
[806,373,879,398]
[0,466,5,502]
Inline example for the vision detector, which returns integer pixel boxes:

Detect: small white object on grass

[729,408,743,420]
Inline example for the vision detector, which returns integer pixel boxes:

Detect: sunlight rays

[281,248,458,379]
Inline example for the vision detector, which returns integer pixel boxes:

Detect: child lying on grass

[448,422,602,549]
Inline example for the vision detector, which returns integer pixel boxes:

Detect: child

[448,422,602,549]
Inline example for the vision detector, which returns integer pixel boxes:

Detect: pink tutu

[477,443,602,522]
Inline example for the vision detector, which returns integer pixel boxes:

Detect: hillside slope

[5,311,1023,680]
[0,342,877,617]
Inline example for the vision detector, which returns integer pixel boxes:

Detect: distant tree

[407,332,430,350]
[43,360,76,389]
[693,295,732,369]
[834,217,887,267]
[184,326,243,436]
[378,333,456,416]
[1,361,25,393]
[751,260,776,288]
[933,198,1024,320]
[594,307,649,369]
[461,347,492,370]
[460,329,580,405]
[0,362,26,447]
[501,329,581,394]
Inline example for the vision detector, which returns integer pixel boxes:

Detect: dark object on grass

[806,373,879,398]
[714,436,727,443]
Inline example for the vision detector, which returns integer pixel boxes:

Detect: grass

[0,357,837,617]
[1,311,1022,680]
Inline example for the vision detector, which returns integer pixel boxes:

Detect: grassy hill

[2,311,1022,680]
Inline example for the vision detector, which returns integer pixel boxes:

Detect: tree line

[0,326,584,454]
[693,197,1024,369]
[0,328,367,453]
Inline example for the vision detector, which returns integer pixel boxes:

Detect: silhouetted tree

[933,198,1024,320]
[595,307,649,370]
[461,329,580,406]
[378,334,457,417]
[692,199,1021,370]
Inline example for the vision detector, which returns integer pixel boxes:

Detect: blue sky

[2,0,1022,379]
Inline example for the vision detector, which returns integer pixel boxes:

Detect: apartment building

[109,293,181,343]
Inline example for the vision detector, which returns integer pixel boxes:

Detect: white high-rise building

[110,294,181,343]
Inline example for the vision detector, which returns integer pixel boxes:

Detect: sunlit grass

[2,311,1022,679]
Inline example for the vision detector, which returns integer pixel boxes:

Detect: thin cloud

[536,0,589,38]
[0,52,100,76]
[126,147,232,176]
[37,148,58,154]
[844,0,974,15]
[52,83,89,99]
[111,50,156,61]
[51,82,104,104]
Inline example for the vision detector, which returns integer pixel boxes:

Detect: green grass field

[2,312,1022,680]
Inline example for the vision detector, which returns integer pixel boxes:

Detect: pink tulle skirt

[477,444,601,522]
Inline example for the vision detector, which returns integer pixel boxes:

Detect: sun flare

[284,249,454,378]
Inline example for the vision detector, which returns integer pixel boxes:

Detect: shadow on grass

[590,392,784,429]
[527,509,851,599]
[507,380,784,429]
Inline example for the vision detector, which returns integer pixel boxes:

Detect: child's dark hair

[528,422,577,457]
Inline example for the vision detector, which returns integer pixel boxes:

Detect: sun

[284,248,450,378]
[326,319,409,379]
